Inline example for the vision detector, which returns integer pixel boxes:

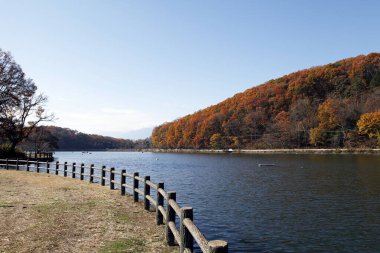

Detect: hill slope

[152,53,380,149]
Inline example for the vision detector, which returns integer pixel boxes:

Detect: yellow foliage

[210,133,223,149]
[309,127,326,146]
[357,110,380,144]
[317,99,345,130]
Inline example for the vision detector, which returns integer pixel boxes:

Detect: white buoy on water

[258,164,275,167]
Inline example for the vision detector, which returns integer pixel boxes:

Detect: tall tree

[0,49,54,153]
[0,50,27,112]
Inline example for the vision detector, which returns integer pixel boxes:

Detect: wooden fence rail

[0,158,228,253]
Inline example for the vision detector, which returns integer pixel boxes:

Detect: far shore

[52,148,380,154]
[143,148,380,155]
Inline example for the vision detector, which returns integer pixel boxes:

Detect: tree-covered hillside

[152,53,380,149]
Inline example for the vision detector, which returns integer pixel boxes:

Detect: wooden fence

[0,158,228,253]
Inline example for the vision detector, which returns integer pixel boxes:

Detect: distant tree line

[152,53,380,149]
[19,126,151,151]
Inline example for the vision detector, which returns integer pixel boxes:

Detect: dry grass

[0,170,177,253]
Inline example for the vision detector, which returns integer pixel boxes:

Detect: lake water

[53,151,380,253]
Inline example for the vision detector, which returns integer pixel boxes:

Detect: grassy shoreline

[0,170,176,253]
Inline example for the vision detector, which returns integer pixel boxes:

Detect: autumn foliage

[357,110,380,145]
[152,53,380,149]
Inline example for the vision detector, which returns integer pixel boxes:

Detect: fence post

[64,162,68,177]
[156,182,164,225]
[110,167,115,190]
[209,240,229,253]
[101,166,106,186]
[89,164,94,183]
[6,158,8,170]
[166,191,176,246]
[80,163,84,180]
[180,207,194,253]
[55,161,59,175]
[26,160,30,172]
[71,163,76,178]
[144,176,151,211]
[133,172,139,202]
[16,158,19,171]
[36,160,40,173]
[120,169,126,195]
[46,162,50,174]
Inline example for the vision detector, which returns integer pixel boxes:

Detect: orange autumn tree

[357,110,380,145]
[310,99,345,146]
[271,111,293,147]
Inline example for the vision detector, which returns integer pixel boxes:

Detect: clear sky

[1,0,380,139]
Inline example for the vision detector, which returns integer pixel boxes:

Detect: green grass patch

[98,239,145,253]
[112,211,130,224]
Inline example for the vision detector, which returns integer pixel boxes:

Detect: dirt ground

[0,170,176,253]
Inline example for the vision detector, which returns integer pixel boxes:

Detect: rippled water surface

[54,152,380,253]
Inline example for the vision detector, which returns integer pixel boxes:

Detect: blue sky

[1,0,379,139]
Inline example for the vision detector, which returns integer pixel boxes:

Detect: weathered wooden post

[64,162,68,177]
[209,240,228,253]
[36,160,40,173]
[110,167,115,190]
[133,172,139,202]
[101,166,106,186]
[166,191,176,246]
[180,207,194,253]
[120,169,126,195]
[46,162,50,174]
[55,161,59,175]
[71,163,76,178]
[6,158,9,170]
[89,164,94,183]
[26,160,30,172]
[80,163,84,180]
[144,176,151,211]
[156,182,164,225]
[16,158,19,171]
